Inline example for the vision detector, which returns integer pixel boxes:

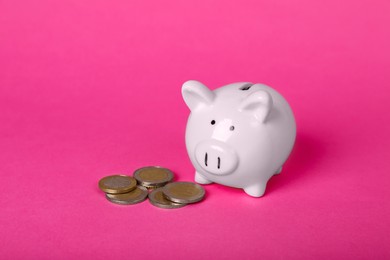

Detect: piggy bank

[182,80,296,197]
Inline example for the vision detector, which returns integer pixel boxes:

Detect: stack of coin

[148,187,187,209]
[98,175,148,205]
[98,166,206,209]
[134,166,174,189]
[148,182,205,209]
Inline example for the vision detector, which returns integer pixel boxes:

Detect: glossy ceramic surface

[182,80,296,197]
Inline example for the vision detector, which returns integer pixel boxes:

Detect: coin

[162,182,205,204]
[142,184,162,190]
[148,188,187,209]
[134,166,174,188]
[106,186,148,205]
[98,175,137,194]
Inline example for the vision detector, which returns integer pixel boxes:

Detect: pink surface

[1,0,389,259]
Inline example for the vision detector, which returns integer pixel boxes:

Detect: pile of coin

[98,166,205,209]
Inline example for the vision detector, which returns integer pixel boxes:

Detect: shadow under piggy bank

[265,131,326,196]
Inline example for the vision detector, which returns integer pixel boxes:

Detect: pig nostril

[217,157,221,169]
[205,153,208,166]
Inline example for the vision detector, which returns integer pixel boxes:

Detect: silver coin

[134,166,174,187]
[162,182,205,204]
[105,186,148,205]
[148,188,187,209]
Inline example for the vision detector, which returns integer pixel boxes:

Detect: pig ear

[239,90,273,123]
[182,80,215,111]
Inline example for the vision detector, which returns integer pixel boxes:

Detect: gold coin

[134,166,174,187]
[162,182,205,204]
[98,175,137,194]
[105,186,148,205]
[148,188,187,209]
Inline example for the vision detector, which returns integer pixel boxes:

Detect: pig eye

[230,126,235,131]
[240,83,253,91]
[211,120,216,125]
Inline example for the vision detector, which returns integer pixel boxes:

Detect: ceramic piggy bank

[182,80,296,197]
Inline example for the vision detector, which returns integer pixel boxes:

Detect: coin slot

[205,153,208,166]
[239,83,253,91]
[217,157,221,169]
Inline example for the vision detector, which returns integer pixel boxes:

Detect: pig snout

[195,140,238,175]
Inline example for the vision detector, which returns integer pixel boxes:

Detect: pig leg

[195,171,213,184]
[244,183,267,197]
[274,166,283,175]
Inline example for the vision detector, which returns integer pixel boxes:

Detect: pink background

[1,0,389,259]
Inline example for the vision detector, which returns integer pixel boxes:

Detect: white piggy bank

[182,80,296,197]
